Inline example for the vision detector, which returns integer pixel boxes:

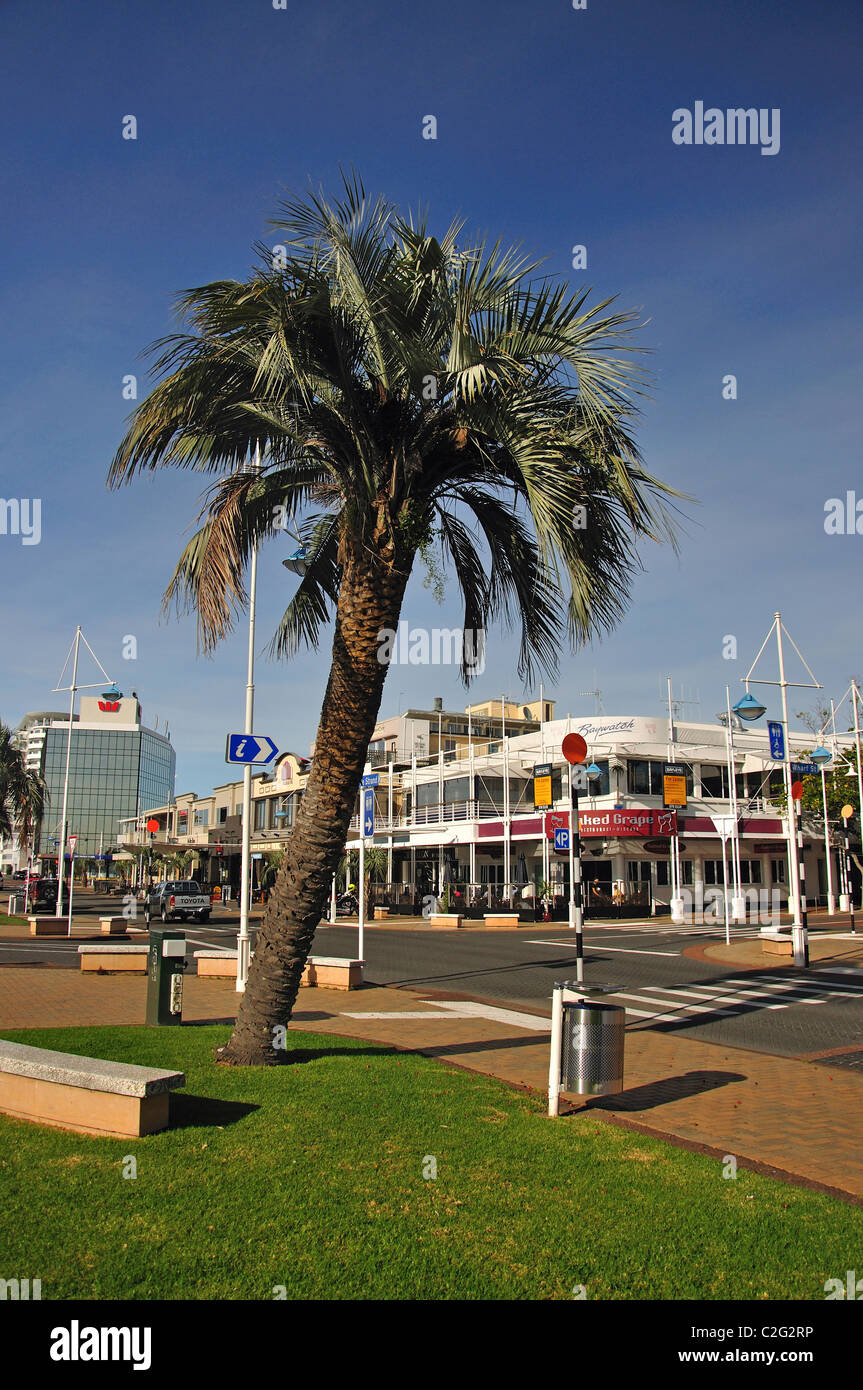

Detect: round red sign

[146,818,159,833]
[561,733,588,765]
[791,782,804,801]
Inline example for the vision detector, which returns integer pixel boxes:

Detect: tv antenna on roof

[660,677,701,722]
[577,671,604,715]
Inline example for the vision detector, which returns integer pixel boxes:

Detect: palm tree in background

[0,720,46,862]
[109,175,684,1065]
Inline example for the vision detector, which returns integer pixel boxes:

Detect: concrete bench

[194,949,238,978]
[28,917,66,937]
[762,934,794,956]
[194,950,363,989]
[0,1039,184,1138]
[428,914,463,928]
[99,916,129,936]
[79,945,149,973]
[483,914,520,928]
[373,907,390,920]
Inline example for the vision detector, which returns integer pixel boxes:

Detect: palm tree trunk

[217,548,411,1065]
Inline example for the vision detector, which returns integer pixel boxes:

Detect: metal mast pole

[55,628,81,919]
[852,680,863,911]
[776,615,807,966]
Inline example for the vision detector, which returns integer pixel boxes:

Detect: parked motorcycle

[335,891,359,916]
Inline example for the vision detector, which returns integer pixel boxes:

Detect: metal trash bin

[562,999,625,1097]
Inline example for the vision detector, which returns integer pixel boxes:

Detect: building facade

[127,697,854,918]
[32,693,175,865]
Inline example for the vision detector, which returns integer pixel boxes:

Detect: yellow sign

[533,764,553,809]
[663,765,687,809]
[841,804,855,821]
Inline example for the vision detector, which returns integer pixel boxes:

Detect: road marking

[526,939,678,957]
[342,1011,466,1021]
[418,1000,551,1031]
[612,991,742,1019]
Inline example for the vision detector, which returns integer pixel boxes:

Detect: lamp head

[282,549,308,577]
[733,691,767,722]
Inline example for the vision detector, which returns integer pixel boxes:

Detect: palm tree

[0,720,46,861]
[109,175,683,1064]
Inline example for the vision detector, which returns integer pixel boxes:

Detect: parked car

[31,878,58,912]
[144,880,210,924]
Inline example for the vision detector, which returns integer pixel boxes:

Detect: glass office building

[35,693,175,861]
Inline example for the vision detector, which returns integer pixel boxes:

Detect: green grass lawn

[0,1024,859,1301]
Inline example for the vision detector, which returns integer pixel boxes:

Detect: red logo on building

[98,701,120,712]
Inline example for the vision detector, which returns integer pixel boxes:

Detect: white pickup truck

[144,880,211,924]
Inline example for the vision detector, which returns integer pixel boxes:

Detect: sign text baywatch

[546,808,678,838]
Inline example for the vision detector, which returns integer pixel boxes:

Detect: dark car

[31,878,58,912]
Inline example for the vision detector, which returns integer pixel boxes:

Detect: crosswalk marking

[612,971,863,1028]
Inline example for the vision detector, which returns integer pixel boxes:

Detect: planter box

[429,914,463,928]
[79,946,149,973]
[99,917,128,936]
[373,907,390,920]
[483,914,520,928]
[762,934,794,956]
[193,951,363,989]
[28,918,66,937]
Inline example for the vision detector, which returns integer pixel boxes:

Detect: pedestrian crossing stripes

[612,972,863,1027]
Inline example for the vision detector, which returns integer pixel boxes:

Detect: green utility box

[146,927,187,1025]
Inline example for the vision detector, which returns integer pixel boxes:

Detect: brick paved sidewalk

[0,965,860,1202]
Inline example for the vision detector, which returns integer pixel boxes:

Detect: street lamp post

[724,686,745,923]
[235,444,261,994]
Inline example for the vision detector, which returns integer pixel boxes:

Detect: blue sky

[1,0,860,796]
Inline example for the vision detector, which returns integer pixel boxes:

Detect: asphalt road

[3,894,862,1062]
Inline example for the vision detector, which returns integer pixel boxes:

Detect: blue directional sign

[767,721,785,761]
[363,788,375,838]
[226,734,279,764]
[361,774,379,788]
[791,761,817,778]
[554,827,570,851]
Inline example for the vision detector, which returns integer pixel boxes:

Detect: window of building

[194,809,209,827]
[704,859,726,885]
[218,807,228,824]
[771,858,786,884]
[700,765,729,798]
[657,859,693,886]
[479,864,505,887]
[626,760,684,797]
[740,860,763,885]
[627,860,651,882]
